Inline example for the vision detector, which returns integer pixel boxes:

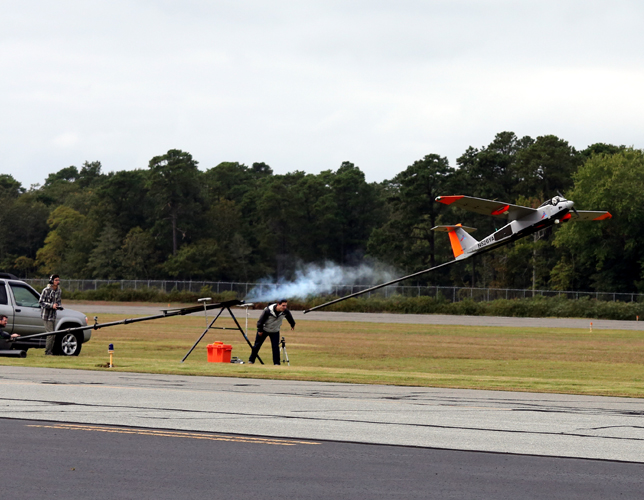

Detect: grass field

[2,305,644,397]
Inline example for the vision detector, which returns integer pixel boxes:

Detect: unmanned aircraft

[304,194,611,313]
[433,194,611,261]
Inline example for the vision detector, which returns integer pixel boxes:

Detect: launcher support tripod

[181,301,263,364]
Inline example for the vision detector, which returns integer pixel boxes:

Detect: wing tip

[436,195,464,205]
[490,204,510,216]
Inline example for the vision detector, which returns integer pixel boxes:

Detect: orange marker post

[590,322,593,333]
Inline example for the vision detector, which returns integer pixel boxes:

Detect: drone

[432,194,611,261]
[304,194,611,313]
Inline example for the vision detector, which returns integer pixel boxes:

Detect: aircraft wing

[435,195,536,220]
[566,210,612,221]
[432,225,477,233]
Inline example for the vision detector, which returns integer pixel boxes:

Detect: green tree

[44,166,79,185]
[202,198,257,280]
[553,148,644,292]
[147,150,203,256]
[13,256,35,278]
[368,154,454,272]
[514,135,581,199]
[0,178,49,272]
[580,143,625,161]
[35,205,95,277]
[77,161,105,189]
[455,132,534,201]
[255,172,310,277]
[202,161,270,261]
[291,173,338,261]
[120,227,157,279]
[95,169,152,236]
[0,195,50,266]
[38,166,84,207]
[329,162,385,264]
[0,174,24,197]
[87,225,123,279]
[161,239,226,279]
[203,162,256,205]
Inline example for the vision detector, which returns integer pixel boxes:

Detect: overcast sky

[2,0,643,188]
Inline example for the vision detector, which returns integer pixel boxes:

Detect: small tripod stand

[279,336,290,366]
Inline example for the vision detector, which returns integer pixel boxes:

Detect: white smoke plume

[245,261,400,302]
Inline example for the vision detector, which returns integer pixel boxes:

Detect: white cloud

[1,0,643,187]
[51,133,80,149]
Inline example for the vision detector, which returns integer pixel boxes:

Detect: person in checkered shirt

[39,274,62,355]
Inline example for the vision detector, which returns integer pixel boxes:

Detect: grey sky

[2,0,642,188]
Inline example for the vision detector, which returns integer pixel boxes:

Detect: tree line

[0,131,641,293]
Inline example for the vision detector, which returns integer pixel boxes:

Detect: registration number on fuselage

[476,235,495,249]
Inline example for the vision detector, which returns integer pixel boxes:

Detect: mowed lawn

[2,307,644,397]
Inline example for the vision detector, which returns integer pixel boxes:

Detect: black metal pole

[303,260,460,313]
[15,299,244,341]
[0,350,27,358]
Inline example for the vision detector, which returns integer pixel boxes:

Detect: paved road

[3,418,643,500]
[1,367,642,463]
[6,305,642,497]
[67,301,644,330]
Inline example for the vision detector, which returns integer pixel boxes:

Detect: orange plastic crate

[207,342,232,363]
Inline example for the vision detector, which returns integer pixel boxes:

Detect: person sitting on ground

[0,314,19,347]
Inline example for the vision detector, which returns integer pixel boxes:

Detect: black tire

[54,332,82,356]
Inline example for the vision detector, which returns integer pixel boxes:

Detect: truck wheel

[55,332,82,356]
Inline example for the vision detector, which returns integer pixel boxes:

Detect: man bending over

[248,299,295,365]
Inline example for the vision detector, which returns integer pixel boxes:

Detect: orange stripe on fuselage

[436,195,464,205]
[594,213,612,220]
[448,228,464,257]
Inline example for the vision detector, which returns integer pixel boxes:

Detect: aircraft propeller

[557,190,580,218]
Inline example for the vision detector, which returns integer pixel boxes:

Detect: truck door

[9,282,44,335]
[0,281,14,331]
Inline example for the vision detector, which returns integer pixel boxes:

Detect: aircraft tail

[432,224,478,259]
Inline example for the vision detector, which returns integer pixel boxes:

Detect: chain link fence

[22,279,644,303]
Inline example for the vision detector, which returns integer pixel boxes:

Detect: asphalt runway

[3,418,643,500]
[2,367,644,498]
[68,301,644,330]
[1,367,643,464]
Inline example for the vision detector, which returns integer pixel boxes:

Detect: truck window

[0,282,7,305]
[9,284,41,308]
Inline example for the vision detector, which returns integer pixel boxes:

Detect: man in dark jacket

[248,299,295,365]
[0,314,19,348]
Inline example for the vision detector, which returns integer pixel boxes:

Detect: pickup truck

[0,274,90,356]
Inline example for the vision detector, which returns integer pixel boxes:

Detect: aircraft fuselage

[467,200,574,257]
